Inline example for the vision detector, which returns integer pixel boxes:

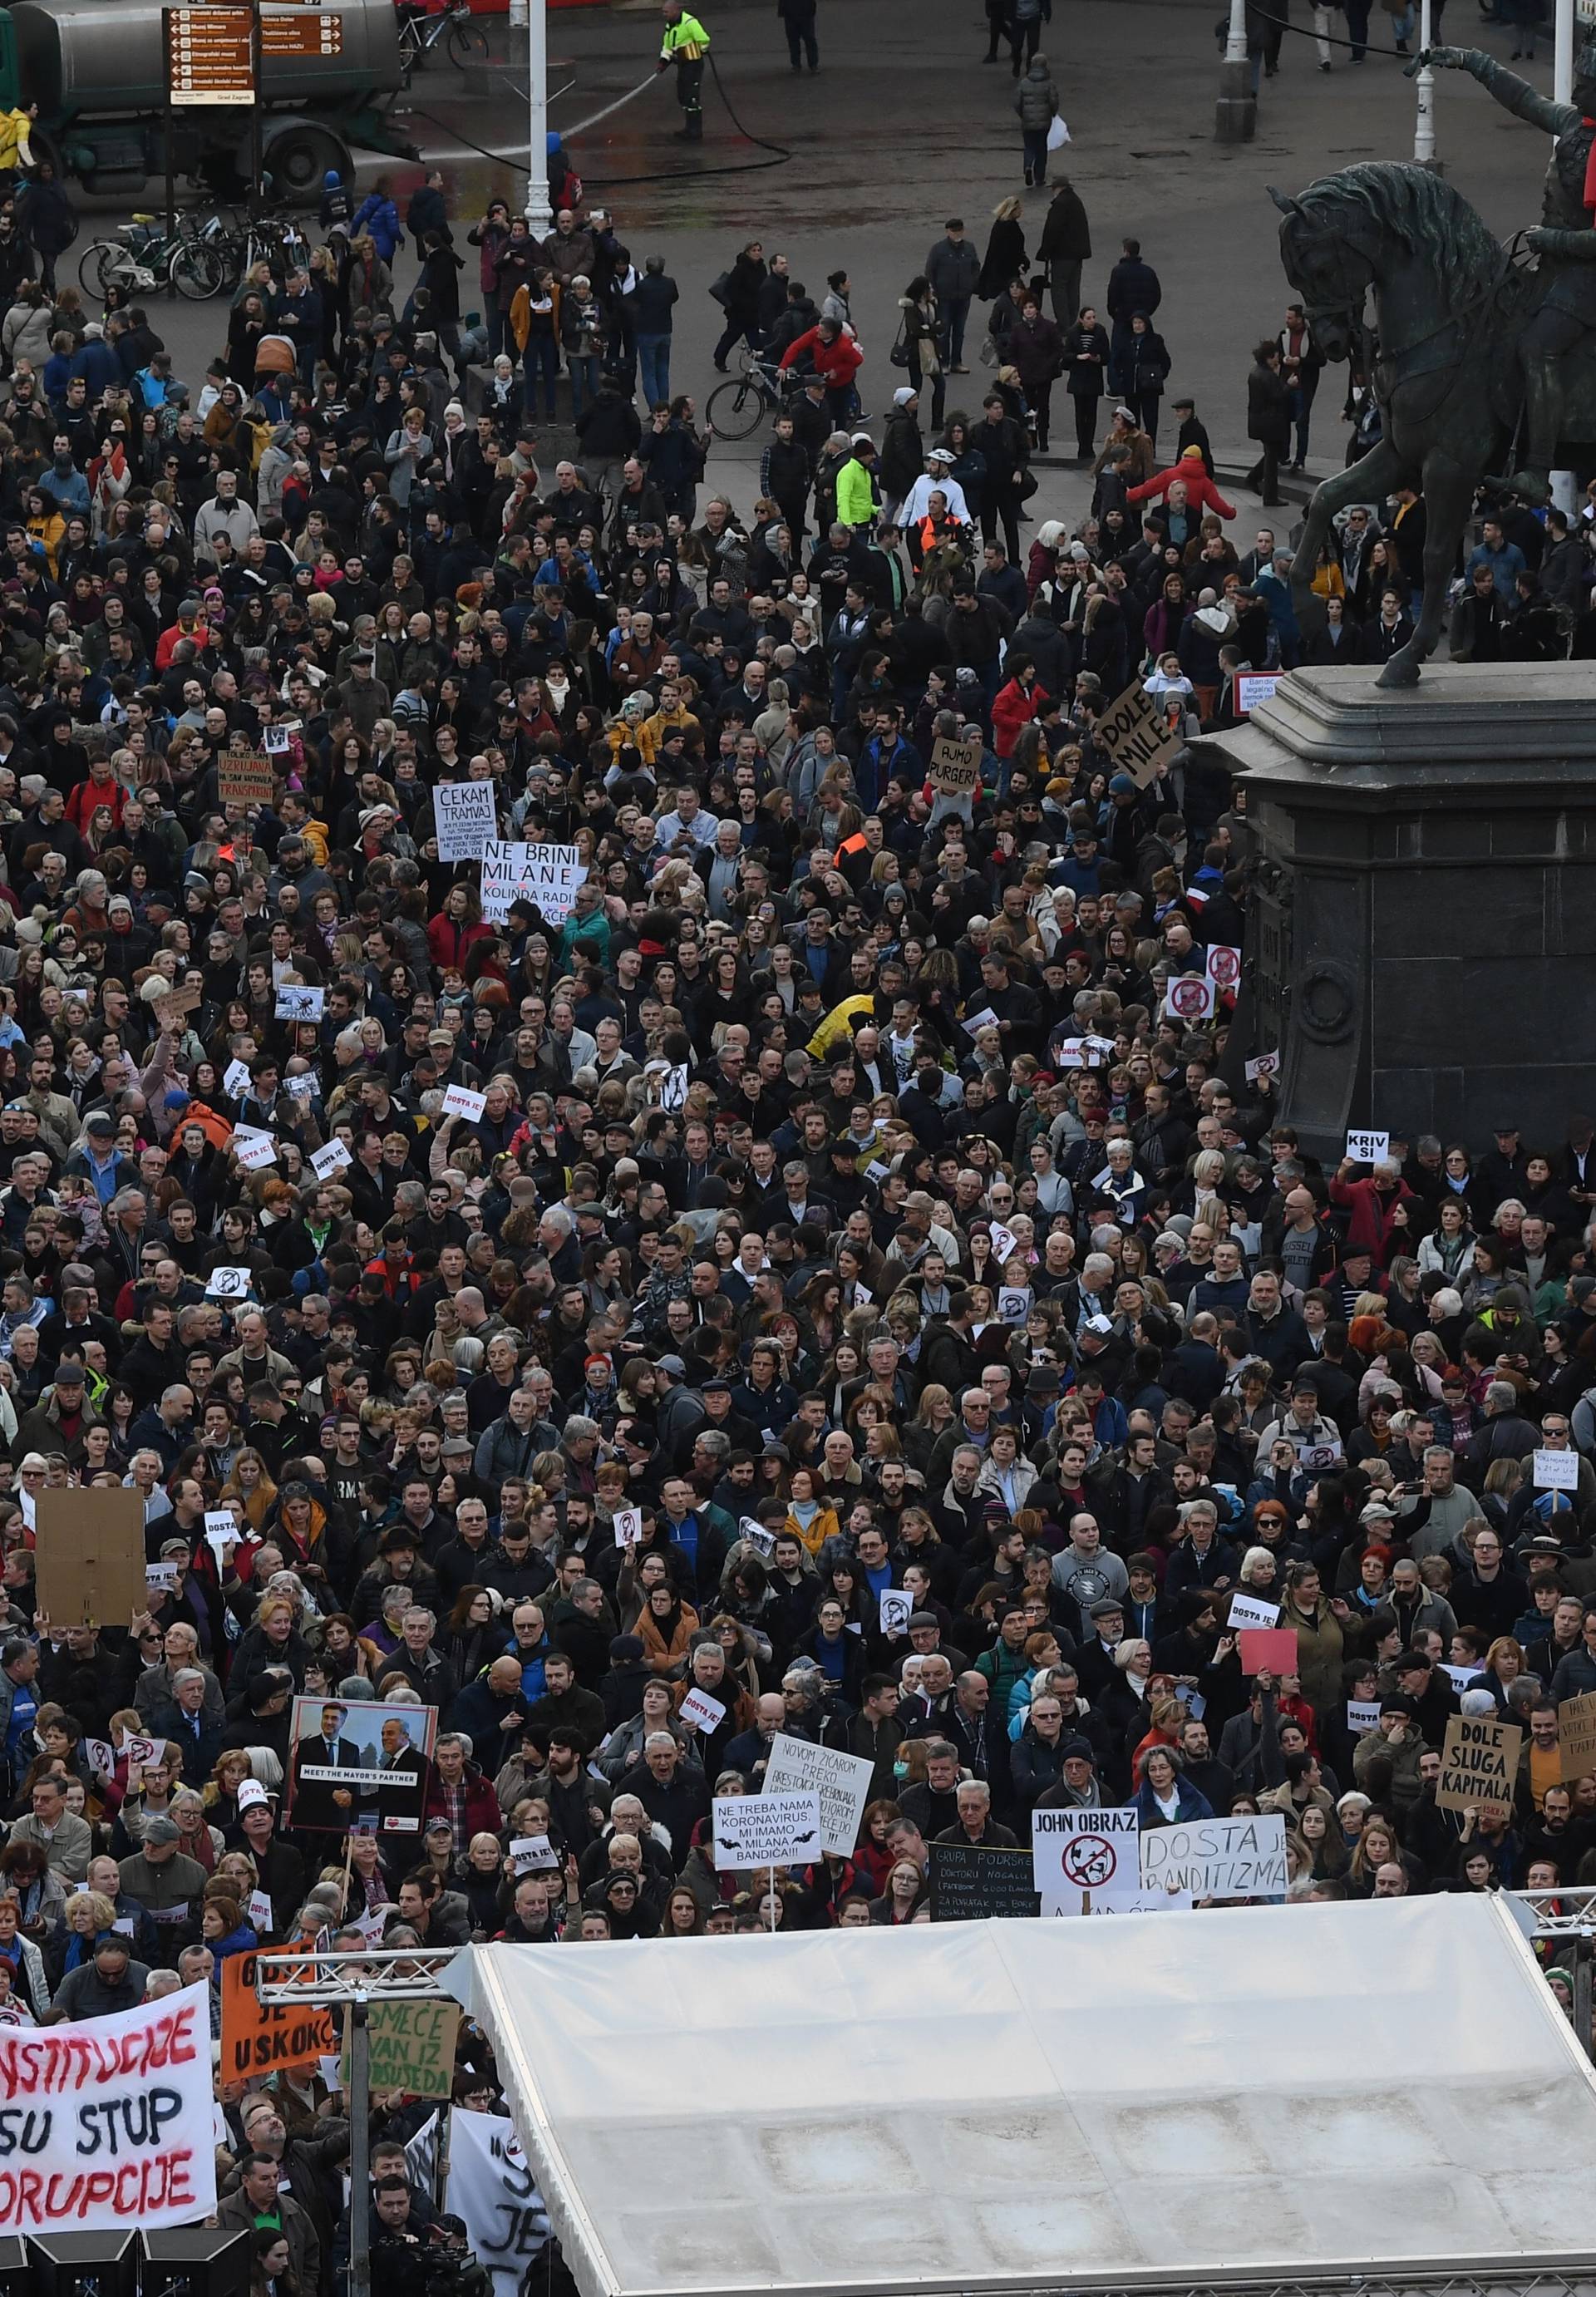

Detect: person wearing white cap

[897,446,971,535]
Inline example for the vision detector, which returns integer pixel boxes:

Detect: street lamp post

[510,0,551,235]
[1413,0,1436,163]
[1216,0,1257,140]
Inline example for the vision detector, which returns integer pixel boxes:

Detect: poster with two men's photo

[286,1695,437,1836]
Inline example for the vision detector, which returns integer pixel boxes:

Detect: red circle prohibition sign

[1061,1834,1117,1888]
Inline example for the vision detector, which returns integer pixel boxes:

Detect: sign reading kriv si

[712,1789,822,1871]
[760,1733,874,1857]
[1137,1813,1288,1900]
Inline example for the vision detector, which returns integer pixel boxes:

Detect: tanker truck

[5,0,419,203]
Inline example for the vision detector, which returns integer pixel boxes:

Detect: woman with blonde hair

[220,1447,278,1532]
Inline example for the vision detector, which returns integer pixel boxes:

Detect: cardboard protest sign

[1559,1693,1596,1782]
[1238,1627,1299,1676]
[1436,1712,1522,1821]
[274,984,324,1023]
[34,1485,146,1629]
[1032,1806,1140,1914]
[0,1983,216,2230]
[1534,1448,1580,1491]
[1346,1129,1390,1165]
[443,1084,487,1123]
[219,754,275,808]
[1138,1813,1288,1900]
[712,1790,822,1871]
[761,1733,874,1857]
[221,1949,339,2086]
[929,1841,1040,1921]
[340,1999,460,2099]
[929,733,982,796]
[434,779,500,862]
[1096,677,1183,786]
[285,1693,436,1836]
[311,1138,352,1179]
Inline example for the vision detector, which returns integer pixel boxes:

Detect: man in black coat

[1105,235,1160,392]
[1244,342,1291,507]
[1038,177,1092,328]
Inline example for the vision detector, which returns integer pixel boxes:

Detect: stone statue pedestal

[1199,663,1596,1154]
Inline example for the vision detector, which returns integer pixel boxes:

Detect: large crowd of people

[0,5,1589,2290]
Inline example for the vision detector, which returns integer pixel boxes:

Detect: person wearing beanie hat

[835,431,880,532]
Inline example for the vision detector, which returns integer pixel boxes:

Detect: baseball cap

[656,1354,687,1378]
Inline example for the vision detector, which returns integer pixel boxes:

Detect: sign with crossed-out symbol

[1061,1834,1118,1890]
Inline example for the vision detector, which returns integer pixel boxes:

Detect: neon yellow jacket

[0,110,34,170]
[661,12,709,61]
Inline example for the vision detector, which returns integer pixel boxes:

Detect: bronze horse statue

[1270,161,1557,688]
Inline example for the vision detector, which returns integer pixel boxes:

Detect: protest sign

[311,1138,352,1179]
[1245,1049,1281,1083]
[1138,1813,1288,1900]
[434,779,500,861]
[339,1999,460,2099]
[119,1731,160,1769]
[219,754,274,808]
[0,1982,215,2231]
[612,1506,642,1549]
[284,1072,318,1101]
[285,1693,436,1836]
[679,1687,727,1732]
[480,838,588,926]
[35,1486,145,1629]
[988,1221,1020,1267]
[1442,1663,1482,1695]
[145,1560,179,1596]
[1204,944,1242,993]
[761,1733,874,1856]
[221,1949,338,2086]
[443,1084,487,1123]
[431,2107,550,2297]
[85,1738,115,1780]
[248,1889,274,1934]
[206,1266,254,1299]
[1347,1700,1383,1737]
[223,1057,253,1099]
[1238,1627,1299,1676]
[929,734,982,796]
[510,1836,560,1874]
[234,1134,276,1171]
[1345,1129,1390,1166]
[1163,973,1216,1023]
[879,1587,914,1637]
[998,1286,1033,1324]
[1436,1713,1522,1821]
[1226,1592,1281,1632]
[1236,672,1280,714]
[1534,1448,1580,1491]
[929,1841,1040,1921]
[274,984,324,1023]
[1556,1691,1596,1782]
[1032,1806,1140,1914]
[737,1514,776,1557]
[1096,677,1183,787]
[712,1789,823,1871]
[1560,1693,1596,1781]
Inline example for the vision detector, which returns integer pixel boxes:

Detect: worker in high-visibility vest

[657,0,710,141]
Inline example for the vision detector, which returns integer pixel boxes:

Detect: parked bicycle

[77,211,220,301]
[397,2,490,75]
[706,347,804,442]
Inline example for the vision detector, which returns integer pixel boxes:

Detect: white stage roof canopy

[447,1896,1596,2297]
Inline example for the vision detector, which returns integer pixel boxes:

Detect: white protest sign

[1138,1812,1288,1900]
[1534,1448,1580,1491]
[509,1836,560,1873]
[85,1738,115,1780]
[274,984,324,1022]
[1236,672,1279,714]
[264,724,293,756]
[963,1005,1000,1034]
[434,779,500,862]
[679,1687,727,1733]
[480,840,589,927]
[1245,1050,1281,1083]
[119,1732,159,1768]
[738,1514,776,1558]
[1204,944,1242,993]
[1443,1663,1482,1694]
[204,1510,238,1561]
[284,1072,318,1101]
[1163,974,1216,1023]
[432,2105,550,2297]
[761,1733,874,1857]
[1227,1592,1281,1631]
[234,1133,276,1171]
[223,1058,253,1099]
[248,1890,274,1932]
[998,1287,1033,1324]
[145,1560,179,1595]
[1347,1700,1382,1736]
[612,1506,642,1550]
[311,1138,352,1179]
[988,1222,1020,1267]
[443,1084,487,1123]
[712,1789,823,1871]
[1032,1806,1140,1914]
[0,1982,216,2231]
[1346,1130,1390,1166]
[480,840,532,925]
[879,1588,914,1637]
[206,1267,253,1299]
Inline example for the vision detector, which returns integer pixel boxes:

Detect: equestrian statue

[1269,30,1596,687]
